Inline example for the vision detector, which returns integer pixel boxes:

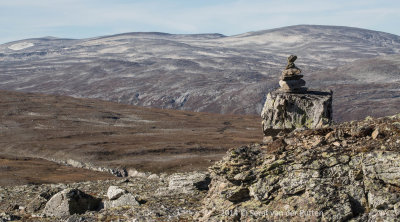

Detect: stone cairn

[261,55,333,139]
[279,55,306,92]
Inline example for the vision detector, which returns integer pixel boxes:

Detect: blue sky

[1,0,399,44]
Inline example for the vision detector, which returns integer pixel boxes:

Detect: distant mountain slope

[307,55,400,122]
[1,25,399,121]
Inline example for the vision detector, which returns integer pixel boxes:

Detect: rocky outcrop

[197,114,400,221]
[42,188,101,217]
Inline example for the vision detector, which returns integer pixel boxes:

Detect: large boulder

[104,186,139,209]
[261,90,332,133]
[42,188,101,217]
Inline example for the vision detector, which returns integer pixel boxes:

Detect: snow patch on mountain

[8,42,34,50]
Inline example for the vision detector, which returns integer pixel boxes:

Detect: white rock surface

[107,186,126,200]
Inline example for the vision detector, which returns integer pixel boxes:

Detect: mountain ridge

[1,25,399,122]
[5,24,400,44]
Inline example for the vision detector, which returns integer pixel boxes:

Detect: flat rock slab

[168,172,211,194]
[261,89,332,132]
[279,79,306,91]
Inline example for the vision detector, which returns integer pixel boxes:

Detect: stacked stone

[278,55,307,92]
[261,55,332,133]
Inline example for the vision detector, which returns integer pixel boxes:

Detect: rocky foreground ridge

[1,114,400,221]
[198,113,400,221]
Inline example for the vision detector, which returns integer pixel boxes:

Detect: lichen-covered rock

[42,188,101,217]
[261,90,332,133]
[196,114,400,221]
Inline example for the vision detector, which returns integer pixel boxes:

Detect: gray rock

[26,187,62,213]
[107,186,126,200]
[26,195,47,213]
[362,151,400,186]
[278,79,306,91]
[127,169,148,178]
[42,188,101,217]
[147,174,159,180]
[104,193,139,209]
[168,172,211,194]
[261,90,332,132]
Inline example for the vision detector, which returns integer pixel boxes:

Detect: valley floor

[0,90,262,186]
[0,155,115,187]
